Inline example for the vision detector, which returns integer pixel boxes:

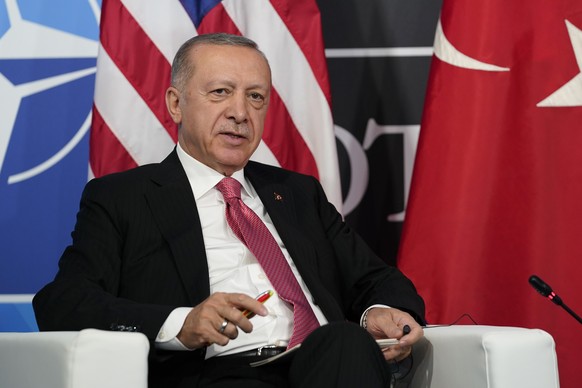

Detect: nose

[225,92,249,124]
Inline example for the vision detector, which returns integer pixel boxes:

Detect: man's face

[166,44,271,176]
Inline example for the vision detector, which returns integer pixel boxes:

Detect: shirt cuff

[360,304,391,328]
[155,307,193,351]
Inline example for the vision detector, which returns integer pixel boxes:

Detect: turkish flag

[398,1,582,387]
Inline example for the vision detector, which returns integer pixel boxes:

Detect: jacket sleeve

[33,175,181,339]
[293,174,426,325]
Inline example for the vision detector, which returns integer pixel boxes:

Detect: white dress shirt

[156,144,328,358]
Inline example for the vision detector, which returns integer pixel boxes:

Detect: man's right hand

[177,292,268,349]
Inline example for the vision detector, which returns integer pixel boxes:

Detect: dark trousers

[197,322,392,388]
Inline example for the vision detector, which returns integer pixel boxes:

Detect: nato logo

[0,0,101,330]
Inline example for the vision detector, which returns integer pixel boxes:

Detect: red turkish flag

[398,1,582,387]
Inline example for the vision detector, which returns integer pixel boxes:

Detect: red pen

[242,290,274,319]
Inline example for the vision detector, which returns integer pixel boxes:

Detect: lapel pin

[274,192,283,201]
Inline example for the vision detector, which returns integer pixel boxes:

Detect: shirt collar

[176,143,254,200]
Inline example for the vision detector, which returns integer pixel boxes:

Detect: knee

[304,321,378,351]
[290,322,391,387]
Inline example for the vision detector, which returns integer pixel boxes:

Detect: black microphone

[529,274,582,325]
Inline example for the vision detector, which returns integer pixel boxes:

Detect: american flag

[90,0,342,210]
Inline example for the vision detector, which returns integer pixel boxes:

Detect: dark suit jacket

[33,149,425,385]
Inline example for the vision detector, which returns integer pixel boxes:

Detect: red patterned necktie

[216,177,320,348]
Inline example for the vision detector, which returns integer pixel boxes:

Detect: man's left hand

[365,307,423,362]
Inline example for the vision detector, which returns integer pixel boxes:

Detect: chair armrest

[401,325,560,388]
[0,329,150,388]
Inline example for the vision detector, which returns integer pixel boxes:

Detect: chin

[215,160,247,174]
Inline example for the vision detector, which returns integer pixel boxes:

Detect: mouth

[221,132,246,139]
[218,130,249,145]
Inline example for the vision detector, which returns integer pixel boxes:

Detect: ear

[165,86,182,124]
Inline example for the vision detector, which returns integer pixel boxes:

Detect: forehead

[189,44,271,85]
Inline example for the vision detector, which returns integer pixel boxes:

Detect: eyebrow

[205,79,270,92]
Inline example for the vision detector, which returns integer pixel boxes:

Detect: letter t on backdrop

[398,1,582,387]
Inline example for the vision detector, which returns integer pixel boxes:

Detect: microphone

[529,275,582,325]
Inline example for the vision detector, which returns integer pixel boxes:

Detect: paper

[250,338,398,367]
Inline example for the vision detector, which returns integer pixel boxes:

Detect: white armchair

[0,329,150,388]
[401,325,560,388]
[0,325,560,388]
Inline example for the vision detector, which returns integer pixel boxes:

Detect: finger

[178,292,267,348]
[206,318,233,346]
[219,294,269,333]
[381,344,412,362]
[399,324,423,345]
[395,345,412,362]
[219,305,254,334]
[226,293,269,318]
[218,319,239,340]
[381,344,403,361]
[196,293,255,336]
[218,318,229,334]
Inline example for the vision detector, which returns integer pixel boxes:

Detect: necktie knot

[216,177,241,201]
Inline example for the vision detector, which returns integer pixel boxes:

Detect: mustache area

[217,123,250,139]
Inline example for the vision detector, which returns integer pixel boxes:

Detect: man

[34,33,425,387]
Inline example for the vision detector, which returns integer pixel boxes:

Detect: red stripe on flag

[197,3,319,178]
[196,3,239,35]
[99,0,177,141]
[264,90,319,178]
[269,0,331,105]
[90,105,138,177]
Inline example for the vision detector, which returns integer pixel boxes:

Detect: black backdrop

[316,0,442,265]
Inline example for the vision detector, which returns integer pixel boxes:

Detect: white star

[537,20,582,107]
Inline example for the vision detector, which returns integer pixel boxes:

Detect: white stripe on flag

[121,0,198,63]
[94,45,175,164]
[251,140,281,167]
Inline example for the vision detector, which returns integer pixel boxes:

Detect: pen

[402,324,411,335]
[242,290,274,319]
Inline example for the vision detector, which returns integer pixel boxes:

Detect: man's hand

[365,307,423,362]
[177,292,268,349]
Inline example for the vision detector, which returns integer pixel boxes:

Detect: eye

[249,92,265,102]
[211,88,230,96]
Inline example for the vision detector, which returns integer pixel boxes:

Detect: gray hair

[170,33,269,90]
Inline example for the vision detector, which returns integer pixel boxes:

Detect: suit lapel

[145,150,210,306]
[245,164,303,255]
[245,162,346,321]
